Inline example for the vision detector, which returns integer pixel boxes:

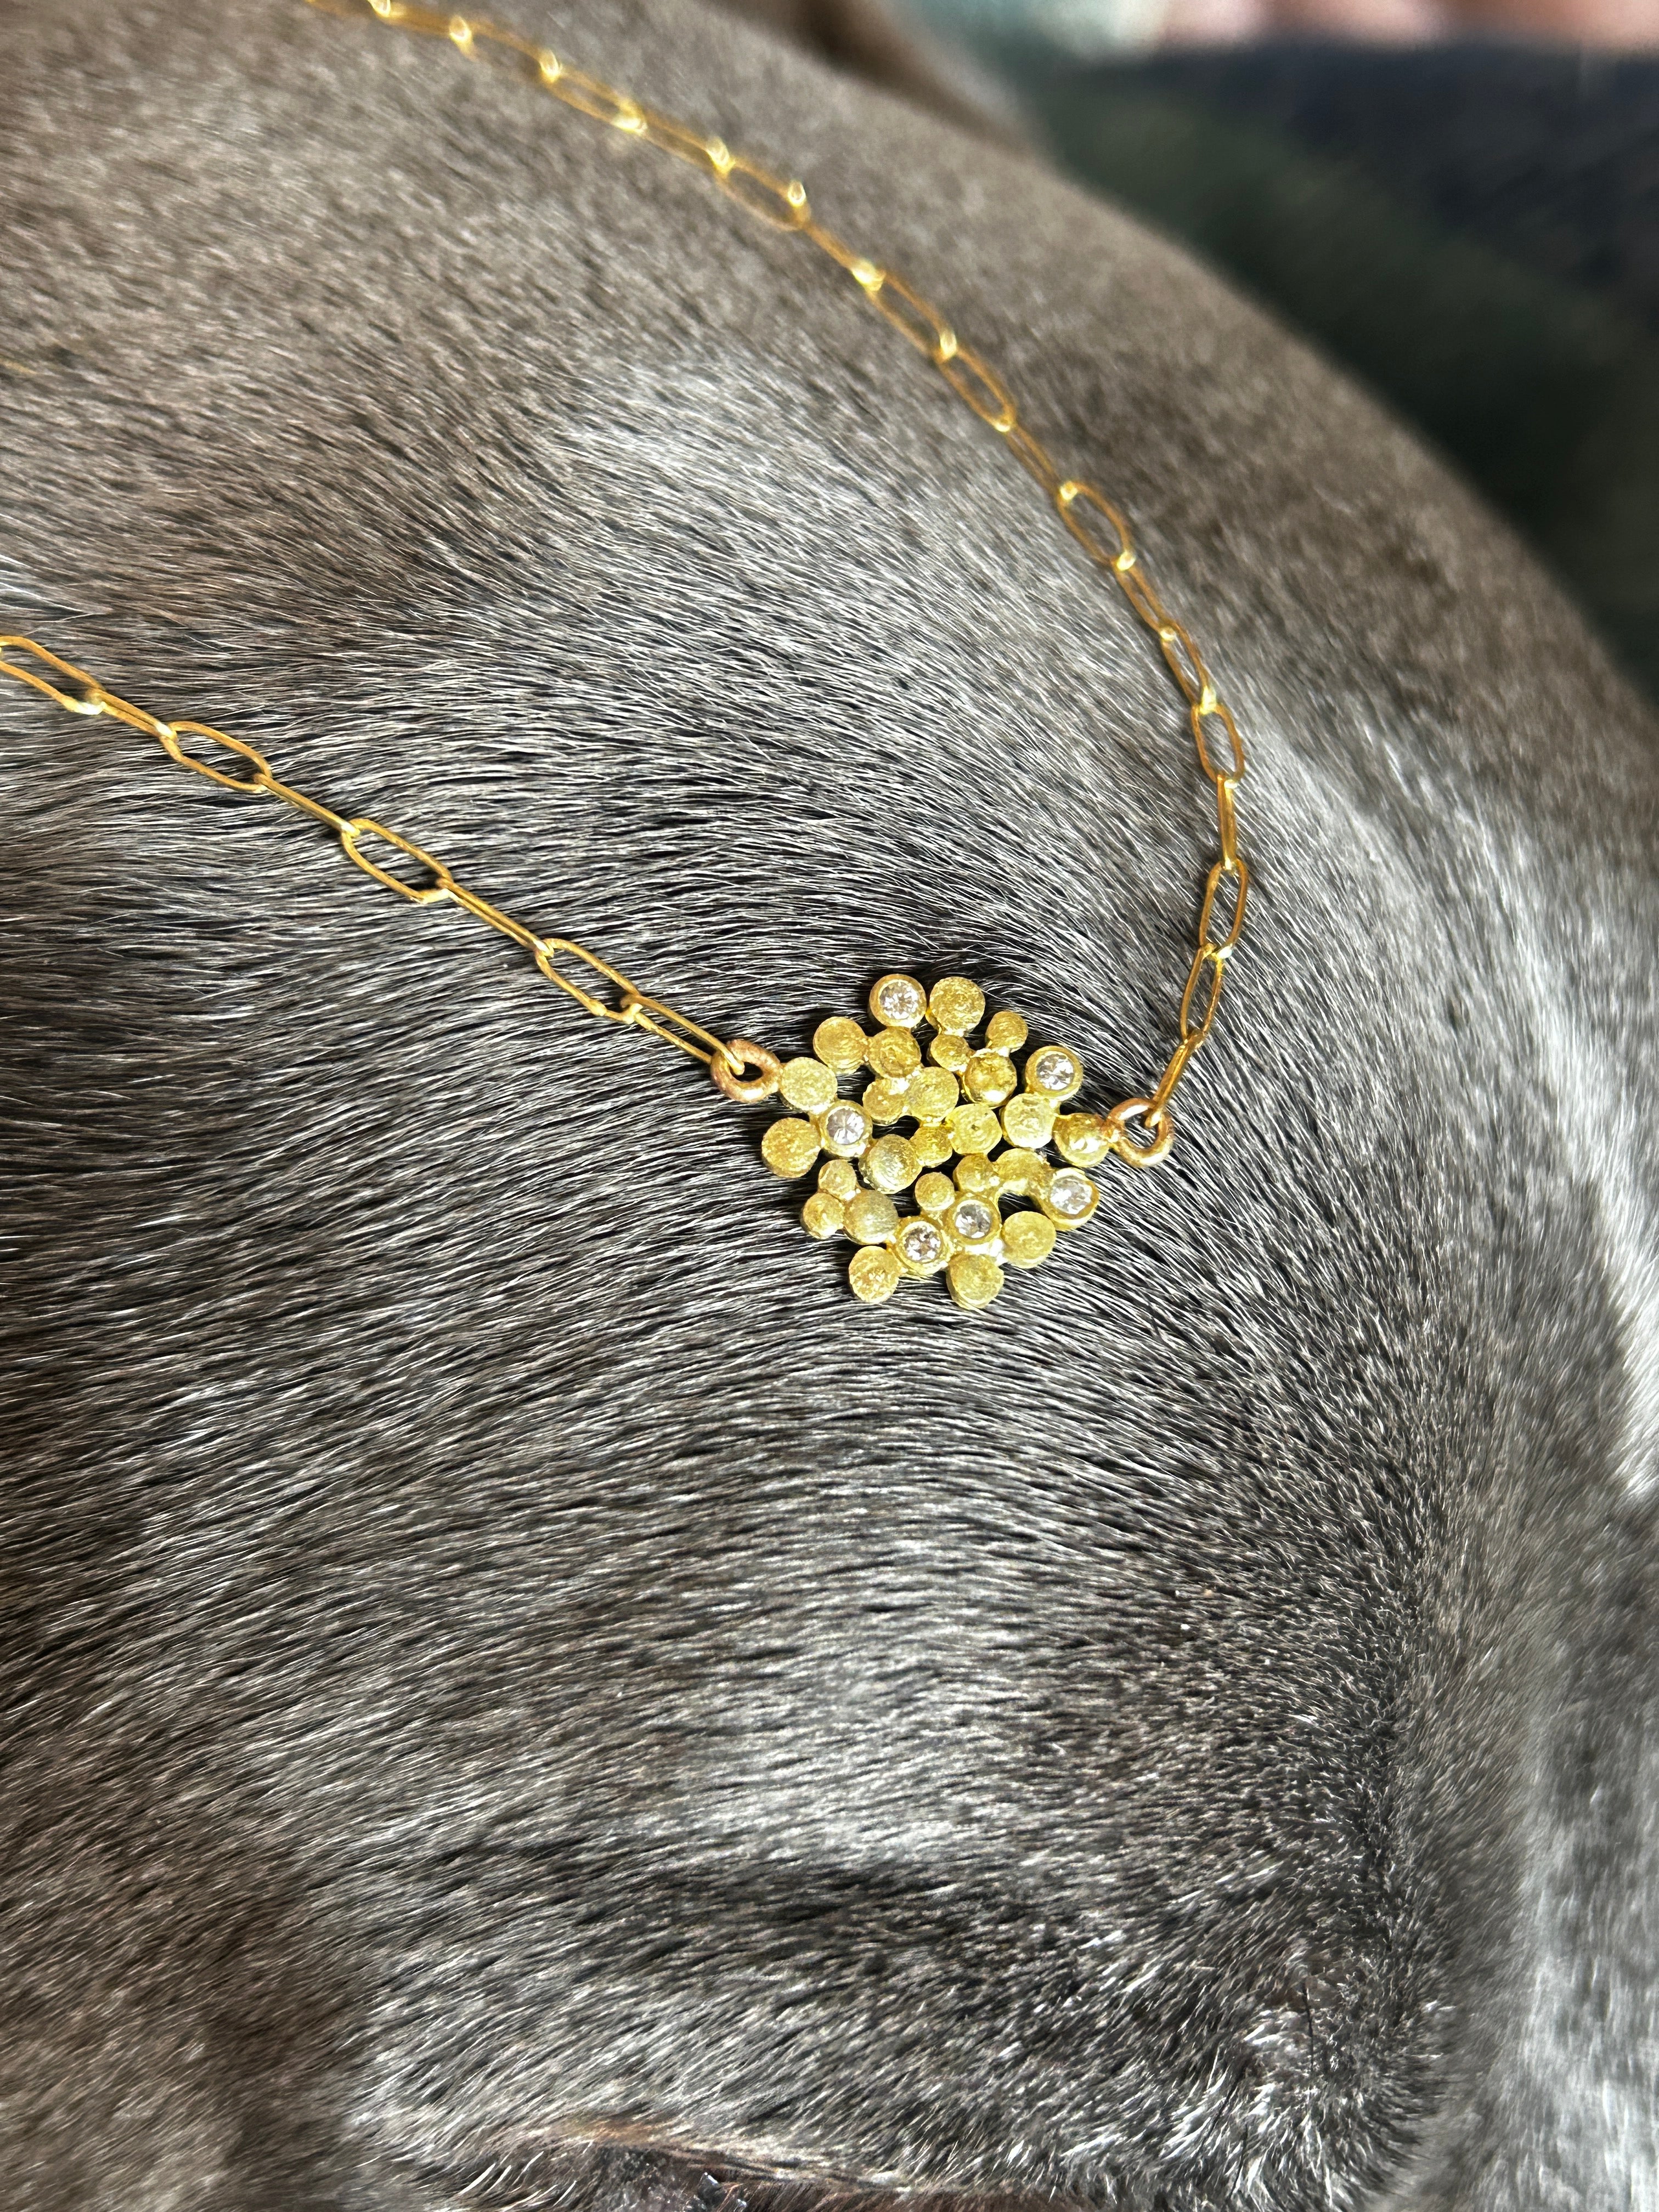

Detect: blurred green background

[905,12,1659,702]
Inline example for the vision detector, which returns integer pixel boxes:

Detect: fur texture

[1,2,1656,2207]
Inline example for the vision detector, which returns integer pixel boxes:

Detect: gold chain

[1,0,1249,1167]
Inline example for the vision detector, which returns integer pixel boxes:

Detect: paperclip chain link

[3,0,1251,1160]
[0,634,778,1085]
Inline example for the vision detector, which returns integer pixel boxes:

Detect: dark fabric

[985,39,1659,701]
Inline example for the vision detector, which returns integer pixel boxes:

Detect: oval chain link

[3,0,1252,1157]
[0,633,741,1073]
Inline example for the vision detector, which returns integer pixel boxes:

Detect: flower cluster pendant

[761,972,1113,1308]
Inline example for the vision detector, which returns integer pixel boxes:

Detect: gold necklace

[1,0,1250,1312]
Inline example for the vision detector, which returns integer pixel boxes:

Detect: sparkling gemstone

[951,1198,994,1243]
[822,1104,870,1152]
[1034,1048,1079,1092]
[899,1221,944,1265]
[874,975,926,1026]
[1048,1169,1092,1216]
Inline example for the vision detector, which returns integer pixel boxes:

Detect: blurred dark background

[899,0,1659,702]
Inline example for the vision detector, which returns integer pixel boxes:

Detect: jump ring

[711,1039,782,1103]
[1105,1097,1175,1169]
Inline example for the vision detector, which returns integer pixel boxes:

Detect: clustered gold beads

[760,972,1114,1308]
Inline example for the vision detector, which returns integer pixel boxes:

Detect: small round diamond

[820,1103,872,1156]
[1043,1168,1098,1226]
[899,1220,944,1268]
[871,973,927,1028]
[1032,1047,1081,1094]
[950,1198,995,1244]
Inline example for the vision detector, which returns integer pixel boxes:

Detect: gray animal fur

[2,2,1656,2207]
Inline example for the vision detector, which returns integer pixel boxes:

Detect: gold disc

[780,1055,839,1114]
[850,1245,902,1304]
[761,1116,822,1179]
[946,1251,1004,1310]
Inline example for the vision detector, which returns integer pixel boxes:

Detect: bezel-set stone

[896,1218,948,1276]
[949,1196,997,1246]
[1028,1045,1083,1099]
[870,973,928,1029]
[1041,1167,1099,1227]
[820,1102,873,1156]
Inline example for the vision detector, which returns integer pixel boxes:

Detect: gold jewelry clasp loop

[711,1039,782,1103]
[1105,1097,1175,1169]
